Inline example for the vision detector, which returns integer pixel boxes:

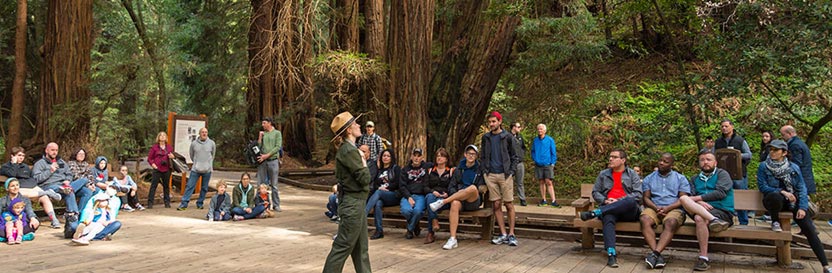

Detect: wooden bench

[369,189,495,240]
[572,184,795,266]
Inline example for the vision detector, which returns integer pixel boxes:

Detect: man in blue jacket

[530,124,559,207]
[780,125,816,195]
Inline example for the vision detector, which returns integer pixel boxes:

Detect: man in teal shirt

[258,117,283,212]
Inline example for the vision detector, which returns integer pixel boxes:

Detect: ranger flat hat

[330,112,364,141]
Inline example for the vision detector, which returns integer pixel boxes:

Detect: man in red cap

[480,111,521,247]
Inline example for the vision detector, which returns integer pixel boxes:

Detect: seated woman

[427,145,485,250]
[423,148,455,244]
[0,178,40,242]
[67,148,93,186]
[363,149,401,240]
[112,166,145,211]
[0,147,62,228]
[231,173,261,220]
[399,148,433,240]
[758,140,831,273]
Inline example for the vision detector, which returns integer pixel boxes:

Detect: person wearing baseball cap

[480,111,521,247]
[323,111,372,273]
[427,144,486,250]
[399,146,433,240]
[758,139,831,273]
[357,120,384,164]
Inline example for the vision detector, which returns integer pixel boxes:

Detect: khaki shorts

[485,173,514,202]
[641,207,686,226]
[18,186,45,198]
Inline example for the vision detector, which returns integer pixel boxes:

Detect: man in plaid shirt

[358,121,384,163]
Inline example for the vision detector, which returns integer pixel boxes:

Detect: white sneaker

[429,199,445,212]
[443,237,458,250]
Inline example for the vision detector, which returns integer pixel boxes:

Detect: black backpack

[244,141,261,166]
[63,212,79,239]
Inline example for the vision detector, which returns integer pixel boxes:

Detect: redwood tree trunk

[386,0,434,163]
[37,0,93,144]
[361,0,388,137]
[6,0,27,159]
[332,0,359,51]
[428,0,520,157]
[121,0,167,114]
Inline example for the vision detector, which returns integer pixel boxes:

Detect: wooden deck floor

[3,184,829,273]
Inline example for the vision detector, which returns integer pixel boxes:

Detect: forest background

[1,0,830,209]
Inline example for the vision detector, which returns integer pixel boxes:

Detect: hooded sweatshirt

[399,161,433,198]
[190,137,216,174]
[90,156,109,185]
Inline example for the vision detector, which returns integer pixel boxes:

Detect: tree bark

[386,0,434,163]
[37,0,94,144]
[427,0,521,158]
[6,0,27,159]
[362,0,388,137]
[332,0,359,51]
[121,0,167,114]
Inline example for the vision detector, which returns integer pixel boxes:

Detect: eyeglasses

[465,152,477,156]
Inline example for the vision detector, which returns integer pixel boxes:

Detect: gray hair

[537,124,547,131]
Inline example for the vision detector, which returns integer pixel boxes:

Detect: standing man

[357,121,384,164]
[678,151,734,271]
[640,153,690,269]
[323,112,371,273]
[32,143,93,216]
[700,136,715,154]
[530,124,559,207]
[579,148,642,268]
[510,122,528,206]
[178,127,216,210]
[714,119,751,225]
[480,111,521,247]
[258,117,283,212]
[780,125,816,195]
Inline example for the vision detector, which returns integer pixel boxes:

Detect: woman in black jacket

[423,148,454,244]
[363,149,401,240]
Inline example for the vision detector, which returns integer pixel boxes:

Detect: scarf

[765,158,793,193]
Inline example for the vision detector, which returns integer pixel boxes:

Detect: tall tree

[428,0,521,157]
[361,0,389,138]
[385,0,434,162]
[121,0,167,114]
[5,0,26,159]
[37,0,94,144]
[331,0,359,51]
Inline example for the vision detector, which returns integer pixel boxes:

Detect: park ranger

[323,111,371,273]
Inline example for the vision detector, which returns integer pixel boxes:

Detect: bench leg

[480,215,495,240]
[581,227,595,249]
[775,240,792,267]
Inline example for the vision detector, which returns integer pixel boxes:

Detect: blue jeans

[599,196,640,249]
[44,178,91,213]
[208,211,232,221]
[180,171,212,208]
[400,195,426,232]
[365,190,399,232]
[92,221,121,240]
[257,160,280,210]
[326,194,338,217]
[733,177,748,225]
[425,194,449,232]
[231,205,267,220]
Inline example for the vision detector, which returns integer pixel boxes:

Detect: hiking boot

[708,218,730,233]
[429,199,445,212]
[645,252,658,269]
[432,219,441,233]
[693,257,710,271]
[370,231,384,240]
[607,255,619,268]
[655,253,666,268]
[580,211,597,221]
[507,234,519,246]
[771,222,783,232]
[405,230,414,240]
[414,226,422,237]
[424,231,435,244]
[491,234,508,245]
[550,201,561,208]
[443,237,458,250]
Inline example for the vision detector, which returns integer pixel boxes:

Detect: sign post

[166,112,208,195]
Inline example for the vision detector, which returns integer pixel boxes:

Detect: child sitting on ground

[71,193,116,246]
[2,198,28,245]
[207,181,232,221]
[112,166,145,211]
[325,184,339,221]
[256,184,275,219]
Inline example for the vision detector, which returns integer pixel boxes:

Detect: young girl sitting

[2,198,28,245]
[71,193,117,246]
[207,181,232,221]
[256,184,275,218]
[113,166,145,211]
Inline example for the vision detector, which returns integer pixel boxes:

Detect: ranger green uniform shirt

[335,141,370,195]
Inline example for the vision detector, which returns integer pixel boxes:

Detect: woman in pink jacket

[147,132,175,208]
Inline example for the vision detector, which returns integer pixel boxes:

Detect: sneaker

[325,211,334,218]
[197,206,204,209]
[370,231,384,240]
[645,252,658,269]
[708,218,730,233]
[607,255,619,268]
[429,199,445,212]
[828,220,832,227]
[550,201,561,208]
[73,223,87,240]
[405,230,414,240]
[443,237,458,250]
[580,211,596,221]
[520,200,527,206]
[50,220,62,229]
[771,222,783,232]
[70,238,90,246]
[491,234,508,245]
[44,189,62,201]
[507,234,518,246]
[60,184,73,194]
[136,204,146,211]
[122,205,135,212]
[537,201,549,207]
[21,232,34,241]
[233,215,244,221]
[655,253,666,268]
[414,226,422,237]
[177,206,187,211]
[824,266,832,273]
[693,257,710,271]
[331,215,340,222]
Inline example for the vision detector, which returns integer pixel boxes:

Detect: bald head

[780,125,796,141]
[45,142,59,159]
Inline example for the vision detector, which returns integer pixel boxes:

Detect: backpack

[63,212,79,239]
[244,141,261,166]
